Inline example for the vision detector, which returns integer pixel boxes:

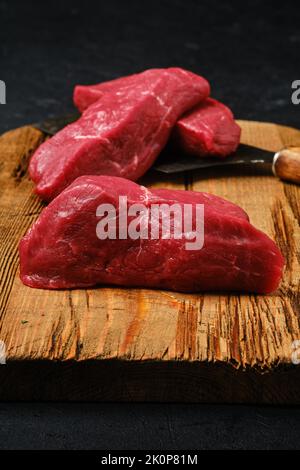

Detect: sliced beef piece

[19,176,284,294]
[173,98,241,158]
[153,188,249,221]
[74,78,240,158]
[30,68,210,201]
[74,73,141,112]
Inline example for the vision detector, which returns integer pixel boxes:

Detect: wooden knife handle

[273,147,300,185]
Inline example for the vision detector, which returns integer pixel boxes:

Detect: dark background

[0,0,299,132]
[0,0,299,450]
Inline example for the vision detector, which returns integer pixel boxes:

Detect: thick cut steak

[74,73,141,113]
[20,176,284,294]
[30,68,210,201]
[74,77,240,159]
[173,98,241,158]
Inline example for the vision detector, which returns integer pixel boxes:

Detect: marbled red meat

[19,176,284,294]
[30,68,210,201]
[74,73,141,113]
[74,77,240,159]
[174,97,241,158]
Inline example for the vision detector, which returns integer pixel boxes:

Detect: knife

[33,113,300,185]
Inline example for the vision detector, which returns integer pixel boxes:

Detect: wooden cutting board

[0,120,299,403]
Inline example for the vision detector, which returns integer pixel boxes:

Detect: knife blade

[153,144,275,174]
[33,113,300,185]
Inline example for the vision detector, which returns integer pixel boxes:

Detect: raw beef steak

[20,176,284,294]
[30,68,210,201]
[173,97,241,158]
[74,78,240,158]
[74,73,142,113]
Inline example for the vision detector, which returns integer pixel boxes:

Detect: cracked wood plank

[0,121,299,402]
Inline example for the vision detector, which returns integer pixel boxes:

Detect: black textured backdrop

[0,0,299,132]
[0,0,300,450]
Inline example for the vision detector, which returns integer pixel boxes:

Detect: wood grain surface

[0,120,299,402]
